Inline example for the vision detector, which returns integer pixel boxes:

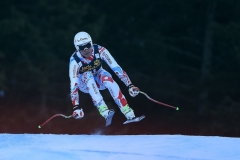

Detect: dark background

[0,0,239,137]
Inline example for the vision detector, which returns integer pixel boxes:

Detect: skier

[69,31,141,124]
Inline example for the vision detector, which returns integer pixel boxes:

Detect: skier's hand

[128,84,139,97]
[72,105,84,119]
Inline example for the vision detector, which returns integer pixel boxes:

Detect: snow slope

[0,134,239,160]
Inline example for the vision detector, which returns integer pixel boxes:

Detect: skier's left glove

[128,84,139,97]
[72,105,84,119]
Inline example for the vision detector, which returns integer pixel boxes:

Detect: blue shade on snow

[0,134,240,160]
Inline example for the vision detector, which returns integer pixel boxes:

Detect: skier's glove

[72,105,84,119]
[128,84,139,97]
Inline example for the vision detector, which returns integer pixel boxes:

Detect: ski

[123,115,145,124]
[105,109,115,127]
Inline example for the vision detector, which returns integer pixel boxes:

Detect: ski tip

[176,107,179,111]
[38,125,41,129]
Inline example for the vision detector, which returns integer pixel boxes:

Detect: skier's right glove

[128,84,140,97]
[72,105,84,119]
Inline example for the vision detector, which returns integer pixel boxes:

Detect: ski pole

[139,91,179,110]
[38,114,72,128]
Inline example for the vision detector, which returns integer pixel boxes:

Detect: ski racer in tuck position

[69,31,143,125]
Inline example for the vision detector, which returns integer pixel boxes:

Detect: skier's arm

[99,46,140,97]
[99,46,132,86]
[69,57,85,119]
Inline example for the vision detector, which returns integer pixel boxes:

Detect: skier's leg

[96,70,135,119]
[79,71,109,118]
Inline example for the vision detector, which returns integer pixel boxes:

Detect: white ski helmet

[73,31,93,50]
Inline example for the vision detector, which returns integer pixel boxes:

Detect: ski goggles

[78,42,92,50]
